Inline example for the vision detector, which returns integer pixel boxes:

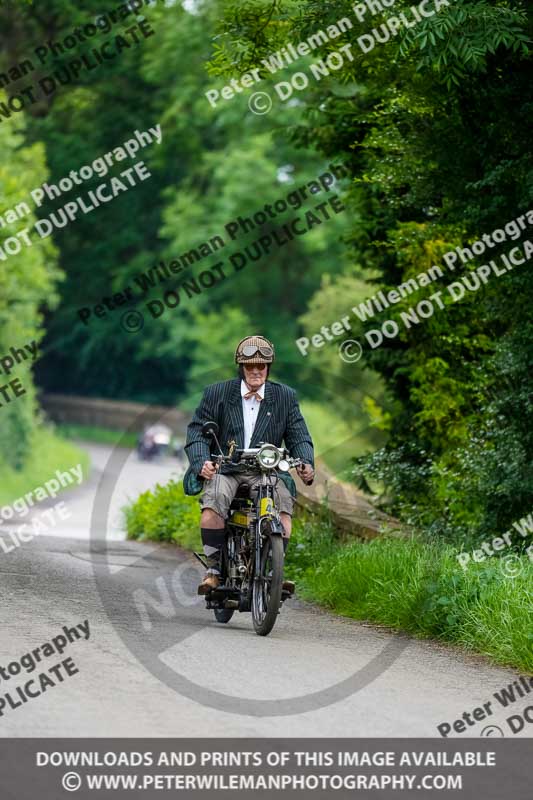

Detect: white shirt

[241,380,265,449]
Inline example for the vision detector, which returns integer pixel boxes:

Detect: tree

[208,0,533,539]
[0,103,60,467]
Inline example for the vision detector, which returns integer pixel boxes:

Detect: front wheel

[252,534,284,636]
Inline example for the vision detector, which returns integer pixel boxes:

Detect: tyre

[252,534,284,636]
[213,608,234,624]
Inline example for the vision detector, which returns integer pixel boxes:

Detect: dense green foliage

[1,0,531,544]
[1,0,381,466]
[209,0,533,542]
[125,478,202,551]
[0,100,62,471]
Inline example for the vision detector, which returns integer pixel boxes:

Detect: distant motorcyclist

[183,335,314,595]
[137,423,172,461]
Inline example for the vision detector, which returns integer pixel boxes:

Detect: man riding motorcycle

[183,335,315,596]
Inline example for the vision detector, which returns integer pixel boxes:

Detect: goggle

[241,344,273,358]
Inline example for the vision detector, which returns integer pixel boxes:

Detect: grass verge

[124,481,532,673]
[57,423,138,449]
[292,530,533,673]
[0,426,89,506]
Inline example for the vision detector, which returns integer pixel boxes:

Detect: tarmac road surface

[0,443,530,738]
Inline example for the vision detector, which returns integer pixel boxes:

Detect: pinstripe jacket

[183,378,314,497]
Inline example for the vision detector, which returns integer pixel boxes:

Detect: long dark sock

[201,528,225,574]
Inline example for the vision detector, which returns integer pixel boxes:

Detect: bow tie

[243,391,263,402]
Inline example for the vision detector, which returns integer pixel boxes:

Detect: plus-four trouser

[199,470,295,519]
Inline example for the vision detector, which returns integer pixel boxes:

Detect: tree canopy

[1,0,531,541]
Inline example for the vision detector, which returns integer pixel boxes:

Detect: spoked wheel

[252,534,284,636]
[213,607,234,624]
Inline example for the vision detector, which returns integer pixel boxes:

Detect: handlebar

[210,445,303,472]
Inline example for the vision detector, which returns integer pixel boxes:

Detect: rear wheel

[252,534,283,636]
[213,608,234,624]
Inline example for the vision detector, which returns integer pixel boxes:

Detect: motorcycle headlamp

[257,444,281,469]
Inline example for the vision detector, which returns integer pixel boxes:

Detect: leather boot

[198,573,220,595]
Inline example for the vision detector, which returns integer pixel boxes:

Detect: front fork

[255,485,284,576]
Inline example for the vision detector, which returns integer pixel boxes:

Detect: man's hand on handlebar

[199,460,218,480]
[297,463,315,484]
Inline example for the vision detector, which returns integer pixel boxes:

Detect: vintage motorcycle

[194,421,301,636]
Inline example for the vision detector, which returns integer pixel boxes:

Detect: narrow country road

[0,443,529,738]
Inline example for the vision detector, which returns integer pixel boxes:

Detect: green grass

[295,532,533,673]
[0,426,89,506]
[124,481,532,673]
[57,423,138,449]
